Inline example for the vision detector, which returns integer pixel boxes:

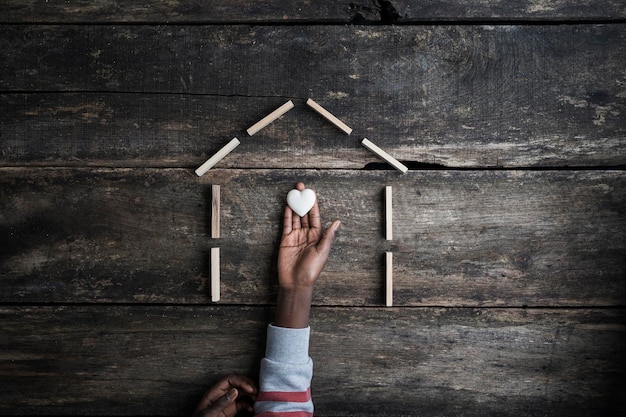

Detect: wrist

[278,281,315,292]
[275,286,314,329]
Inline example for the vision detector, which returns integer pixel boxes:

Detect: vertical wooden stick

[247,100,295,136]
[211,185,220,239]
[195,138,240,176]
[211,247,220,302]
[306,98,353,134]
[385,186,393,241]
[386,252,393,307]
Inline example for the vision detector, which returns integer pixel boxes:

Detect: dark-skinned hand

[276,182,341,328]
[193,374,257,417]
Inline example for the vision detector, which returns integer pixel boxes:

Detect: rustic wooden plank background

[1,0,625,22]
[1,25,625,168]
[1,168,624,306]
[1,1,625,416]
[1,306,625,415]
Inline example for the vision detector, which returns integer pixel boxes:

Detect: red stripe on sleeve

[256,387,311,403]
[255,412,313,417]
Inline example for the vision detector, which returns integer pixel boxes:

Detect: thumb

[317,220,341,255]
[214,388,238,411]
[223,387,239,403]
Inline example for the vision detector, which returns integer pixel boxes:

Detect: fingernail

[226,388,237,401]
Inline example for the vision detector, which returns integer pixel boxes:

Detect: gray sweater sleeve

[254,324,314,416]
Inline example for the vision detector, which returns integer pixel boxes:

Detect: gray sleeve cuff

[265,324,311,365]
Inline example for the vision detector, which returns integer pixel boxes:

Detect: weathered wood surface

[2,25,624,168]
[1,305,624,416]
[2,2,625,416]
[1,0,625,23]
[4,25,625,96]
[2,168,624,307]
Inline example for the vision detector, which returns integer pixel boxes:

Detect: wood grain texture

[0,305,267,416]
[1,25,624,168]
[0,305,624,416]
[2,4,625,417]
[1,168,624,306]
[0,0,624,23]
[211,184,220,238]
[210,247,220,302]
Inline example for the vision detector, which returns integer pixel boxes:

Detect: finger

[317,220,341,258]
[219,387,238,406]
[307,194,322,231]
[194,373,256,413]
[292,206,302,230]
[226,374,258,395]
[209,388,238,417]
[293,182,306,229]
[194,388,237,417]
[195,381,227,413]
[300,208,310,229]
[283,205,293,236]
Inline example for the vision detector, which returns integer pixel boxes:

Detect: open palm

[278,183,340,290]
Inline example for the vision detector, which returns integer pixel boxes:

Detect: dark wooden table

[1,1,625,416]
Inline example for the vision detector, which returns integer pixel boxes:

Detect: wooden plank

[310,307,626,416]
[0,91,623,168]
[0,0,624,23]
[3,25,625,96]
[0,305,265,416]
[0,305,624,416]
[1,24,625,168]
[1,168,624,306]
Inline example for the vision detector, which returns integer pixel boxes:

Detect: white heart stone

[287,188,316,217]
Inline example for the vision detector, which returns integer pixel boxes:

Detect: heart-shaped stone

[287,188,316,217]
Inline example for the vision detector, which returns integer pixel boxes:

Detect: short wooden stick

[386,252,393,307]
[211,247,220,302]
[306,98,353,135]
[195,138,240,177]
[361,138,408,174]
[247,100,295,136]
[211,185,220,239]
[385,186,393,240]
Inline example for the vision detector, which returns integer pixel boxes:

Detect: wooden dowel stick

[211,185,220,239]
[247,100,295,136]
[211,247,220,302]
[195,138,240,177]
[385,186,393,241]
[386,251,393,307]
[306,98,353,135]
[361,138,409,174]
